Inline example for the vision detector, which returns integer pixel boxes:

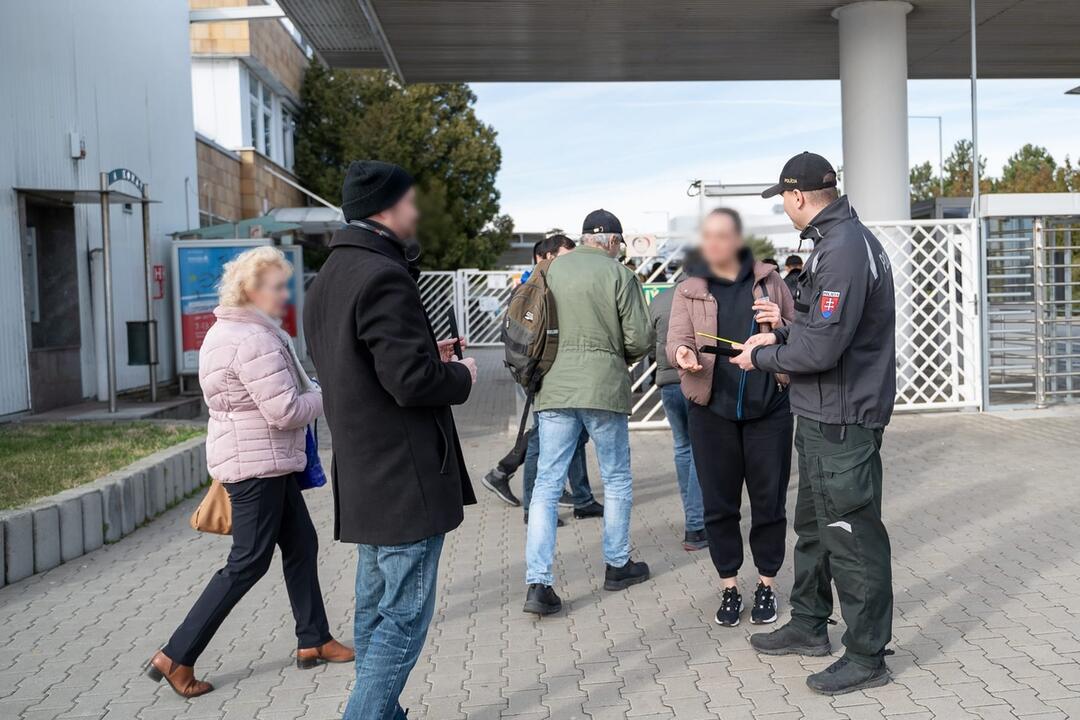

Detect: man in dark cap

[729,152,897,695]
[783,254,804,296]
[305,160,478,720]
[523,209,654,616]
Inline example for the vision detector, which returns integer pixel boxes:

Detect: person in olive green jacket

[523,209,655,617]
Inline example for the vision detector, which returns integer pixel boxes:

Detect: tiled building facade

[190,0,308,225]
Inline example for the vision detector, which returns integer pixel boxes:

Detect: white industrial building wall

[0,0,198,414]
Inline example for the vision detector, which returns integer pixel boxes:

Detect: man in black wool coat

[305,160,478,720]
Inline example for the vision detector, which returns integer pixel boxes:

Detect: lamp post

[909,115,944,196]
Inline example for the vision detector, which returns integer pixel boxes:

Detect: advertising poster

[171,240,303,375]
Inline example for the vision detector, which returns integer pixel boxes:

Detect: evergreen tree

[998,144,1059,193]
[295,63,512,270]
[909,161,941,202]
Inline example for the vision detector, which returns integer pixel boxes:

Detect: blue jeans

[526,409,633,585]
[660,384,705,533]
[344,534,445,720]
[522,413,595,510]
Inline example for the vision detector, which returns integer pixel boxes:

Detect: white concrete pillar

[833,1,913,221]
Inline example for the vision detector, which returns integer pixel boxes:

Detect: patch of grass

[0,422,204,510]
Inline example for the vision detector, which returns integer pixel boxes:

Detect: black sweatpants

[688,403,793,579]
[164,474,332,666]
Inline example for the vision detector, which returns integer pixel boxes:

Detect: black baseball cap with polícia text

[761,152,837,198]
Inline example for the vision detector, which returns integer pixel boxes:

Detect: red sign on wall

[153,264,165,299]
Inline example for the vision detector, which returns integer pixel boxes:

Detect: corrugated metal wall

[0,0,199,415]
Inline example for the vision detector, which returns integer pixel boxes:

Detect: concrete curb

[0,435,208,588]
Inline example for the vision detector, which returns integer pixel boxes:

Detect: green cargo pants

[789,417,893,668]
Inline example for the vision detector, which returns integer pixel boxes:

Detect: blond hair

[217,246,293,307]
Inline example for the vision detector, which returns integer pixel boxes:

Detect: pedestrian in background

[305,161,477,720]
[648,276,707,552]
[147,247,351,699]
[523,209,654,616]
[484,235,602,522]
[783,254,804,296]
[668,208,795,628]
[735,152,896,695]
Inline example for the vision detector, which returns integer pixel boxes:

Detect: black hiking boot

[806,656,891,695]
[604,559,650,590]
[523,584,562,616]
[573,500,604,519]
[682,529,709,551]
[749,621,831,656]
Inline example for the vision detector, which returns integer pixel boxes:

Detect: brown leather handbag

[190,480,232,535]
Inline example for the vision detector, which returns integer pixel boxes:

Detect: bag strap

[503,389,536,469]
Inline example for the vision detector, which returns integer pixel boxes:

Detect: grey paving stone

[173,453,187,499]
[79,489,104,552]
[131,470,147,526]
[32,504,61,573]
[101,482,123,543]
[1,513,31,588]
[58,496,84,562]
[3,352,1080,720]
[147,464,167,517]
[121,474,137,536]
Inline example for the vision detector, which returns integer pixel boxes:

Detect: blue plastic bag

[298,421,327,490]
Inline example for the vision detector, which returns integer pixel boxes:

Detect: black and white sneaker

[715,586,743,627]
[558,491,575,508]
[482,469,521,507]
[751,582,778,625]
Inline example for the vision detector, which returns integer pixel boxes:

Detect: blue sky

[470,79,1080,235]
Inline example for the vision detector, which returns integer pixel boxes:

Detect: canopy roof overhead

[277,0,1080,83]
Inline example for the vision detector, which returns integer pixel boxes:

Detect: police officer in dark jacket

[730,152,896,695]
[304,160,477,720]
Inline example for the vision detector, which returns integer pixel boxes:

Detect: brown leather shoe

[296,638,356,669]
[145,650,213,698]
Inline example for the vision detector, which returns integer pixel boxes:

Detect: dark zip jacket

[752,196,897,429]
[698,251,788,421]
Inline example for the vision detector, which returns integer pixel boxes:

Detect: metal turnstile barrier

[984,218,1080,408]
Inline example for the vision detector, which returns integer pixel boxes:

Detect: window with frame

[262,81,273,158]
[248,72,260,151]
[281,108,296,171]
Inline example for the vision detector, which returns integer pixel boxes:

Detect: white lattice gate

[417,223,983,431]
[416,271,458,339]
[459,269,519,346]
[867,219,982,411]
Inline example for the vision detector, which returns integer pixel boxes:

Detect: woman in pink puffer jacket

[147,247,353,698]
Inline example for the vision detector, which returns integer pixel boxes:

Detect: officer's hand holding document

[729,332,777,371]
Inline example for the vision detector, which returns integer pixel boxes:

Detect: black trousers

[688,403,793,579]
[164,474,332,666]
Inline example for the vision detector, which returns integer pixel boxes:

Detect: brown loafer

[296,638,356,669]
[145,650,213,698]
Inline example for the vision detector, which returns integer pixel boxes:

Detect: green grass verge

[0,422,204,511]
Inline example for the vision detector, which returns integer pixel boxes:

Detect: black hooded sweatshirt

[693,249,789,422]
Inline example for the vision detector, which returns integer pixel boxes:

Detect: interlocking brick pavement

[3,349,1080,719]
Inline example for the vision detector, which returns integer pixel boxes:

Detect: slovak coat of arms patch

[820,290,841,319]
